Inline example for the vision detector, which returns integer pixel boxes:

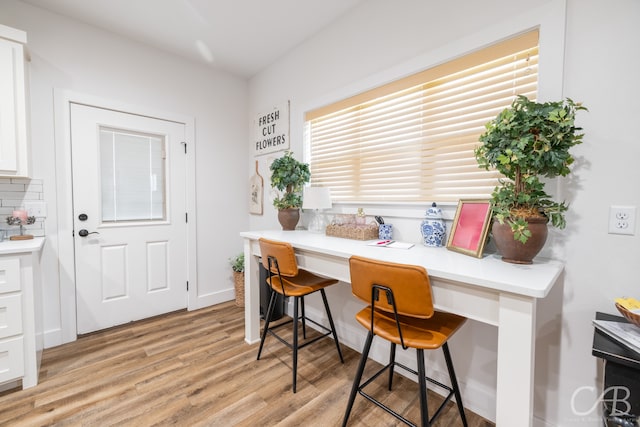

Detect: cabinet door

[0,37,28,176]
[0,258,20,293]
[0,294,22,339]
[0,335,24,384]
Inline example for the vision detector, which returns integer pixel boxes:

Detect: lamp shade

[302,186,332,210]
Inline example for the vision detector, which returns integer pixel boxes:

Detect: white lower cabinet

[0,239,44,390]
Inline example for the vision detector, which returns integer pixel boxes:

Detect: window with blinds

[305,30,538,203]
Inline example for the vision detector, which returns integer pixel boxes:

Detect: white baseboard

[190,287,235,310]
[533,415,556,427]
[0,380,21,392]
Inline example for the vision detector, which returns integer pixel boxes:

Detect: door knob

[78,229,100,237]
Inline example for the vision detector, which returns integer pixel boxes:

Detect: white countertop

[240,230,564,298]
[0,237,45,255]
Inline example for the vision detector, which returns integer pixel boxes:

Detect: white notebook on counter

[367,240,414,249]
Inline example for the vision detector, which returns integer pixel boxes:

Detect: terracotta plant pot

[491,216,549,264]
[277,208,300,230]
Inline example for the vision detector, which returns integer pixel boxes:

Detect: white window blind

[305,30,538,203]
[100,127,166,222]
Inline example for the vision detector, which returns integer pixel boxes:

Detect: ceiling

[20,0,364,78]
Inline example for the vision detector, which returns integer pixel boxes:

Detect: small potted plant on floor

[475,95,587,264]
[230,253,244,307]
[270,151,311,230]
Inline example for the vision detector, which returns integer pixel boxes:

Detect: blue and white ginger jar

[420,202,446,247]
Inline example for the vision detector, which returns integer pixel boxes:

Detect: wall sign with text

[253,101,289,156]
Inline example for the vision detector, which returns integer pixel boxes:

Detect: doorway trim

[54,89,198,344]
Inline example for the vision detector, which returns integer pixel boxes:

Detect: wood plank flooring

[0,302,494,426]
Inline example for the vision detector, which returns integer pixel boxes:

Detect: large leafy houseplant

[270,151,310,230]
[270,151,310,209]
[475,95,587,245]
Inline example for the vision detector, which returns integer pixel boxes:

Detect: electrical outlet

[608,206,636,235]
[24,201,47,218]
[616,210,629,220]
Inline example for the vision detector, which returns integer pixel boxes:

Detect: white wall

[248,0,640,425]
[548,0,640,424]
[0,1,249,344]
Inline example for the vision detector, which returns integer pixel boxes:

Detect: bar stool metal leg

[388,343,396,390]
[416,348,430,426]
[257,291,277,360]
[443,343,468,427]
[342,331,374,427]
[292,296,300,393]
[320,289,344,363]
[301,296,307,339]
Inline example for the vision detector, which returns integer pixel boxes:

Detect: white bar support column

[496,292,537,426]
[243,238,261,344]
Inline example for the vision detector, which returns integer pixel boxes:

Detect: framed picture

[446,200,492,258]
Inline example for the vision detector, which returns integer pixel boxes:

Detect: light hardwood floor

[0,302,494,426]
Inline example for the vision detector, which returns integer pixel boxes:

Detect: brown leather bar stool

[342,255,468,427]
[257,238,344,393]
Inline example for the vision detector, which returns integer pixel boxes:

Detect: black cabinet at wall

[259,260,284,321]
[603,362,639,426]
[592,312,640,427]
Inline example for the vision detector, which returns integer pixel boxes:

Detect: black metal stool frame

[342,284,467,427]
[256,255,344,393]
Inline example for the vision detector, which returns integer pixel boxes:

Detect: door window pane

[100,128,166,222]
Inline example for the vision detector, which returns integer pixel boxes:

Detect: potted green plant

[475,95,587,264]
[229,253,244,307]
[270,150,311,230]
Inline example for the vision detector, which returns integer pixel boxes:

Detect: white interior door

[71,103,188,334]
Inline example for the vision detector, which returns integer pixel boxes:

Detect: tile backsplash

[0,178,45,239]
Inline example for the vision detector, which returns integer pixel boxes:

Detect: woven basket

[616,302,640,328]
[326,223,378,240]
[233,271,245,307]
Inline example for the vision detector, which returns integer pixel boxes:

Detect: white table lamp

[303,187,332,233]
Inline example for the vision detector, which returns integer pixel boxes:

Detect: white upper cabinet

[0,24,29,177]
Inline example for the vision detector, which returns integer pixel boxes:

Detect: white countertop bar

[239,230,563,298]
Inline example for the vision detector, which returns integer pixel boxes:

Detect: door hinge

[186,281,189,291]
[181,141,187,154]
[185,212,188,223]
